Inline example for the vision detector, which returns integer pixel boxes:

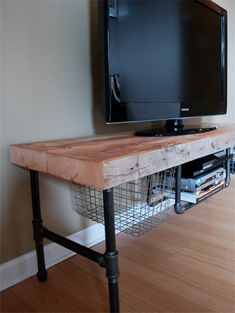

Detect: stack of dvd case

[162,153,227,204]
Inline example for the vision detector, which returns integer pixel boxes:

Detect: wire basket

[72,168,175,237]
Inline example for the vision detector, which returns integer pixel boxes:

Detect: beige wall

[0,0,151,264]
[0,0,94,264]
[0,0,235,264]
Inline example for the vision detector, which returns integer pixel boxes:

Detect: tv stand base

[135,119,217,137]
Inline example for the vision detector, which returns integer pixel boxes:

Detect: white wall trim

[0,223,105,292]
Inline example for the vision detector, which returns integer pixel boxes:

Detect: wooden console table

[10,124,235,312]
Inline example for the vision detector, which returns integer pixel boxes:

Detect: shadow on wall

[1,168,34,263]
[1,167,90,264]
[89,1,162,135]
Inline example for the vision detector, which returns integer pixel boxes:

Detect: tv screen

[99,0,227,128]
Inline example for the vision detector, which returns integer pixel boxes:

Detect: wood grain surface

[10,125,235,189]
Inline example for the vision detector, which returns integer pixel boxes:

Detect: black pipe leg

[108,282,119,313]
[174,165,185,214]
[30,170,47,282]
[103,188,120,313]
[225,148,231,187]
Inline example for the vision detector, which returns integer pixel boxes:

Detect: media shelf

[173,149,232,214]
[9,124,235,313]
[230,147,235,174]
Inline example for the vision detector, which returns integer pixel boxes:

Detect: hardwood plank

[0,289,35,312]
[10,124,235,189]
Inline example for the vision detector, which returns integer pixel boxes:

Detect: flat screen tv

[99,0,227,136]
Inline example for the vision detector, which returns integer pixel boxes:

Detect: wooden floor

[1,178,235,313]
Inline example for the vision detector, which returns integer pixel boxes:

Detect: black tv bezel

[98,0,227,124]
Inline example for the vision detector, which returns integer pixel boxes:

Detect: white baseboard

[0,223,106,292]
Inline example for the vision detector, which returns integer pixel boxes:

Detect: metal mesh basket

[72,168,175,237]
